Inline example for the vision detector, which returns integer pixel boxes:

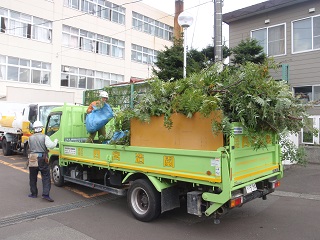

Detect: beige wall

[226,0,320,114]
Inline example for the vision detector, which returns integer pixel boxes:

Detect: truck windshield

[39,105,60,126]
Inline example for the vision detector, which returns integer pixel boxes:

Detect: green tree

[152,39,232,81]
[152,39,206,81]
[201,45,231,64]
[152,39,184,81]
[231,38,267,65]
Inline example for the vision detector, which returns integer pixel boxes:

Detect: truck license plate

[245,183,257,194]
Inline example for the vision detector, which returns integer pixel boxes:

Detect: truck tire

[127,179,161,222]
[2,138,12,156]
[51,160,64,187]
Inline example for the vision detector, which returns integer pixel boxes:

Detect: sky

[141,0,266,50]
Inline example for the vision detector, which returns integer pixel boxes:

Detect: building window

[64,0,125,25]
[131,44,158,64]
[132,12,173,41]
[111,38,124,58]
[62,25,124,58]
[300,116,320,145]
[61,65,124,89]
[302,118,315,144]
[97,34,111,55]
[292,15,320,53]
[0,54,51,84]
[0,8,52,43]
[293,85,320,105]
[251,24,285,56]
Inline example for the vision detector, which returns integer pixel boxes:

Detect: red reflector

[269,180,280,189]
[230,196,243,208]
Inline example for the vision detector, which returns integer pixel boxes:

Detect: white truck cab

[0,102,65,156]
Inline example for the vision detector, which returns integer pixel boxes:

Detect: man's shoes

[28,194,37,198]
[42,195,54,202]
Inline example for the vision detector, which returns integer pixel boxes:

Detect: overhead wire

[3,0,144,31]
[56,0,212,55]
[2,0,212,46]
[1,0,213,71]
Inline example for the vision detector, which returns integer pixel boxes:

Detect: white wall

[0,0,173,104]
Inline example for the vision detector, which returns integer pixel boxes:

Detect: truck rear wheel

[2,138,12,156]
[51,160,64,187]
[127,179,161,222]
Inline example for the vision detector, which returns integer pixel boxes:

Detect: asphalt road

[0,152,320,240]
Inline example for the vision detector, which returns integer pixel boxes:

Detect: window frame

[293,85,320,106]
[64,0,125,25]
[131,44,158,64]
[292,14,320,54]
[60,65,124,89]
[0,8,52,43]
[132,11,173,41]
[0,54,51,85]
[251,23,286,57]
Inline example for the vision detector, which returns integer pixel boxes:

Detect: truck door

[46,112,62,137]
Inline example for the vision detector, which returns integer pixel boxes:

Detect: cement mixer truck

[0,102,64,156]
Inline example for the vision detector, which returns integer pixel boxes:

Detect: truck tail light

[229,195,243,208]
[269,180,280,189]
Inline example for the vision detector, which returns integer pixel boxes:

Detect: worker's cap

[99,91,109,99]
[33,121,43,133]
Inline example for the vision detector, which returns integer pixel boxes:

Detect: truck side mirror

[28,104,38,124]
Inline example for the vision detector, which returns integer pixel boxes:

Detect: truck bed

[59,142,224,186]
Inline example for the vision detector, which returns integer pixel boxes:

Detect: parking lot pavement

[275,163,320,198]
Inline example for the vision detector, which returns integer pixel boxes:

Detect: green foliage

[280,133,308,166]
[83,89,100,105]
[216,60,313,148]
[133,68,222,128]
[201,45,231,64]
[152,39,230,80]
[133,59,315,149]
[231,38,267,65]
[84,57,315,152]
[152,39,184,80]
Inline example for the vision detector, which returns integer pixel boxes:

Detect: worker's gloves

[54,139,58,144]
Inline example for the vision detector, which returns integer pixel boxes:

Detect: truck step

[64,176,128,196]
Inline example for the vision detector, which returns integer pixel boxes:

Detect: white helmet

[33,121,43,128]
[99,91,109,98]
[33,121,43,132]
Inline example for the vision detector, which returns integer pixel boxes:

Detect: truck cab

[0,102,64,156]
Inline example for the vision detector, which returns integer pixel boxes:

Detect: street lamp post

[178,11,194,78]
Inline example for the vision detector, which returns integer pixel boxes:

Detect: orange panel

[130,111,224,151]
[22,121,30,134]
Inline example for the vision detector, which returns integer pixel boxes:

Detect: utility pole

[214,0,223,62]
[174,0,184,40]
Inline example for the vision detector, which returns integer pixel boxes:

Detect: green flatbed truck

[46,104,283,223]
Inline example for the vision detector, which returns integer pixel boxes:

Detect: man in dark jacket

[28,120,58,202]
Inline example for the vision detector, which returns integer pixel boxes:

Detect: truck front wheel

[127,179,161,222]
[51,160,64,187]
[2,138,12,156]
